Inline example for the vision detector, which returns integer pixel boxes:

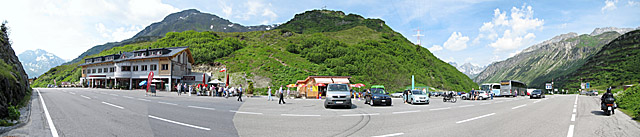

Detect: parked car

[586,91,599,96]
[461,91,489,100]
[324,84,353,109]
[408,90,429,104]
[529,89,545,99]
[366,85,392,106]
[390,92,403,98]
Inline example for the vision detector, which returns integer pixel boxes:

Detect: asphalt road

[4,88,640,137]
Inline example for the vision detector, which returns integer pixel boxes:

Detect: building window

[141,65,148,71]
[121,66,131,71]
[92,69,96,73]
[82,70,85,74]
[133,65,139,71]
[150,64,157,71]
[161,64,169,70]
[110,67,114,72]
[98,68,102,73]
[103,68,108,73]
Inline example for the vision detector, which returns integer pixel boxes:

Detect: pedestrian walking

[279,85,286,104]
[188,85,193,96]
[237,84,243,102]
[267,86,273,101]
[182,84,187,95]
[177,83,182,96]
[214,85,218,97]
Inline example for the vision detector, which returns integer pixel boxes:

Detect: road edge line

[37,89,60,137]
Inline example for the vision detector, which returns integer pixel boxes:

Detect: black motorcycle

[601,97,616,115]
[443,93,457,103]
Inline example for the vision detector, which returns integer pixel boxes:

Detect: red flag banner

[147,72,154,92]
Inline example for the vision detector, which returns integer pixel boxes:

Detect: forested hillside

[33,10,477,92]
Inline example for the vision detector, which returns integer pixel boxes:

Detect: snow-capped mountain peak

[18,49,66,78]
[450,62,486,79]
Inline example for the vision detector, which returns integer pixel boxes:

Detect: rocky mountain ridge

[0,22,31,118]
[18,49,66,78]
[449,62,485,79]
[474,27,627,88]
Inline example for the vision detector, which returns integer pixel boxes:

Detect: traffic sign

[545,83,552,90]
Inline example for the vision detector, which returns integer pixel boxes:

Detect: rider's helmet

[607,87,612,93]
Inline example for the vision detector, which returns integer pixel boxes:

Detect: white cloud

[602,0,618,13]
[464,57,473,62]
[428,45,443,52]
[0,0,179,60]
[238,1,278,25]
[629,1,640,6]
[443,32,470,51]
[478,4,543,52]
[96,23,142,42]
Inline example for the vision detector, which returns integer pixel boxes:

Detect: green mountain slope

[33,10,477,92]
[64,9,275,66]
[557,30,640,90]
[475,31,622,88]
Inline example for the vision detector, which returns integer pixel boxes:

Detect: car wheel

[324,105,329,109]
[410,98,414,104]
[479,96,484,100]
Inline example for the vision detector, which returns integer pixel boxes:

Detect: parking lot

[7,88,640,137]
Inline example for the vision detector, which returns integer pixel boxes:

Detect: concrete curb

[0,91,34,134]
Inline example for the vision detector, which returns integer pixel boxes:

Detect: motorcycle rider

[601,87,615,113]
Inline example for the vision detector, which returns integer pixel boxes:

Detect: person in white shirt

[267,86,273,101]
[279,85,286,104]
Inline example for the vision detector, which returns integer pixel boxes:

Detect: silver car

[324,84,352,109]
[408,90,429,104]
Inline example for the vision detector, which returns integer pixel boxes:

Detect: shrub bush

[617,85,640,119]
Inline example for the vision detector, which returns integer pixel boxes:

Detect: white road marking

[512,104,527,109]
[101,102,124,109]
[37,89,60,137]
[341,113,380,117]
[567,125,575,137]
[392,110,420,114]
[459,105,474,108]
[148,115,211,131]
[430,107,451,111]
[230,110,263,115]
[456,113,496,124]
[533,100,542,103]
[372,132,404,137]
[480,103,491,105]
[137,98,151,102]
[69,92,76,95]
[574,95,578,105]
[573,108,576,113]
[123,96,134,99]
[495,101,504,103]
[573,105,577,108]
[187,106,216,111]
[571,114,576,121]
[80,95,91,99]
[281,114,321,117]
[158,101,178,106]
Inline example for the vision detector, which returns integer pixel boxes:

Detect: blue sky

[1,0,639,66]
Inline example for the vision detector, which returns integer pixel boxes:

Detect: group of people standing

[175,83,244,102]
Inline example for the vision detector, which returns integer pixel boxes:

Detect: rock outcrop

[0,22,31,118]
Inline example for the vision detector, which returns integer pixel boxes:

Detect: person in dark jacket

[601,87,615,109]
